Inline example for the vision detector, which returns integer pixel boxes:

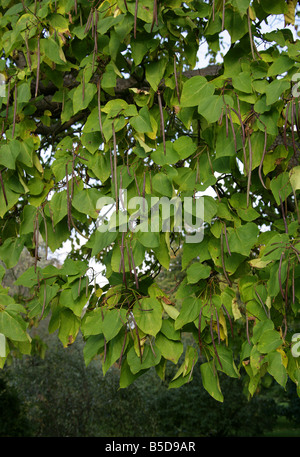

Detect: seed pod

[278,252,285,301]
[118,328,128,368]
[134,0,138,39]
[210,314,223,369]
[222,304,234,339]
[198,307,203,352]
[35,33,40,98]
[12,83,17,139]
[246,133,252,208]
[0,170,8,206]
[157,91,166,155]
[258,126,267,189]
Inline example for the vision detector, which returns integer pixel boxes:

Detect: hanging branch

[157,90,166,155]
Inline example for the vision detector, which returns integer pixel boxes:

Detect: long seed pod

[198,307,203,352]
[123,0,128,11]
[215,306,221,345]
[38,280,47,322]
[78,276,82,296]
[121,233,127,287]
[0,170,8,206]
[225,105,229,137]
[254,288,269,318]
[246,133,252,208]
[118,328,128,368]
[126,151,131,177]
[222,304,234,339]
[157,91,166,155]
[5,78,10,121]
[212,0,215,21]
[84,7,93,34]
[100,305,107,363]
[35,33,40,98]
[223,222,231,256]
[126,240,132,277]
[151,0,158,32]
[291,101,297,156]
[74,0,77,14]
[97,80,104,140]
[133,169,141,196]
[292,263,295,304]
[94,8,98,54]
[283,102,289,151]
[247,8,256,60]
[65,164,71,231]
[82,71,85,102]
[130,241,139,289]
[279,192,288,234]
[258,126,267,189]
[221,0,225,31]
[278,252,285,300]
[132,314,142,362]
[210,314,223,369]
[134,0,138,39]
[285,260,290,306]
[246,314,251,345]
[24,32,32,70]
[12,83,17,139]
[220,225,232,287]
[40,208,48,260]
[112,123,119,213]
[174,54,180,104]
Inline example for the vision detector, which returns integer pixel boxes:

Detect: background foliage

[0,0,299,403]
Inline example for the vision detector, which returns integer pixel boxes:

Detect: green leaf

[186,262,211,284]
[151,173,173,198]
[145,57,168,91]
[175,297,202,330]
[133,297,162,337]
[0,307,29,342]
[155,333,183,364]
[267,350,288,387]
[102,308,127,342]
[228,223,259,256]
[180,76,214,107]
[265,79,290,105]
[127,344,161,374]
[215,346,240,378]
[200,361,224,402]
[0,237,25,269]
[257,329,282,354]
[73,83,97,114]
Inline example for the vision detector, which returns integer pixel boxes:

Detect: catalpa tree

[0,0,299,402]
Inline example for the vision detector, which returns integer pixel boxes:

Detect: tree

[0,0,299,402]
